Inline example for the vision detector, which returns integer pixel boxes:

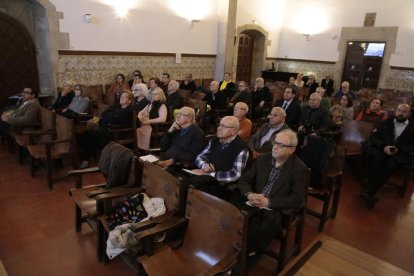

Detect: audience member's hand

[169,122,181,133]
[206,104,211,112]
[247,193,269,208]
[202,163,215,173]
[384,146,398,155]
[259,100,265,108]
[1,113,10,122]
[310,132,318,137]
[158,159,174,168]
[298,125,305,133]
[191,169,206,175]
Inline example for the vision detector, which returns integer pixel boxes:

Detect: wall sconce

[83,13,91,23]
[190,19,200,28]
[302,34,311,41]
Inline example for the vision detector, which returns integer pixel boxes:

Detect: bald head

[217,116,239,142]
[210,81,219,93]
[309,93,321,108]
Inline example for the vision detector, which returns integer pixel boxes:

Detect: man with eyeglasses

[158,107,205,168]
[185,116,249,200]
[248,107,289,159]
[0,88,41,136]
[233,102,252,143]
[237,129,308,268]
[166,80,184,112]
[251,77,272,120]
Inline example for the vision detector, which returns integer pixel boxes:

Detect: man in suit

[321,75,334,96]
[237,129,308,267]
[160,72,171,95]
[0,87,41,136]
[305,75,319,94]
[298,92,332,137]
[251,77,272,120]
[248,107,289,159]
[166,80,184,112]
[203,80,228,133]
[274,86,301,130]
[360,104,414,208]
[219,72,236,99]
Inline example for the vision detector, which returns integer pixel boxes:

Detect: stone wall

[58,53,216,86]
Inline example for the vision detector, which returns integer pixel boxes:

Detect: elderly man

[0,87,41,136]
[321,75,334,96]
[51,81,75,112]
[305,75,319,94]
[298,92,332,137]
[316,87,332,109]
[237,129,308,267]
[186,116,249,199]
[274,86,301,130]
[158,107,205,168]
[166,80,184,112]
[249,107,289,159]
[179,73,196,93]
[360,104,414,208]
[334,81,356,100]
[233,102,252,143]
[203,80,228,133]
[251,77,272,120]
[219,72,236,99]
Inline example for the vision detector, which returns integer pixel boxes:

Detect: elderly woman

[356,97,387,124]
[137,87,168,152]
[233,102,252,143]
[61,84,90,117]
[132,83,149,113]
[106,73,131,106]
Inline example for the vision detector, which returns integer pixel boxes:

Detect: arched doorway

[233,24,269,85]
[0,13,39,106]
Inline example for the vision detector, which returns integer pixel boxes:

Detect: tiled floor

[0,145,413,275]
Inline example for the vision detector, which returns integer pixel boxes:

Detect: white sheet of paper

[182,168,203,176]
[139,154,159,163]
[245,201,271,211]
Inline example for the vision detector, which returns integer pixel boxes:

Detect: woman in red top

[356,98,387,124]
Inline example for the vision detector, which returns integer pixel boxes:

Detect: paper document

[182,168,203,176]
[139,154,159,163]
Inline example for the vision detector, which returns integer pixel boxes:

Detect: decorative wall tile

[58,54,216,86]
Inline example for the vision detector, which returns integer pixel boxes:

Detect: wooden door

[236,34,254,83]
[342,41,385,91]
[0,13,39,108]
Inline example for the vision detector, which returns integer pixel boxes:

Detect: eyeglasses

[134,75,140,77]
[23,90,32,94]
[218,123,235,129]
[234,107,247,111]
[133,89,139,92]
[74,88,81,91]
[177,112,190,118]
[271,141,295,148]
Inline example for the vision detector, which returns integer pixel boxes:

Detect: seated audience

[274,86,301,130]
[78,91,134,168]
[51,82,75,112]
[160,72,171,95]
[305,75,319,94]
[330,94,354,125]
[321,75,334,96]
[228,81,251,110]
[294,73,304,87]
[316,87,332,110]
[158,107,205,168]
[106,74,131,106]
[61,84,90,118]
[166,80,184,112]
[147,77,161,102]
[356,97,387,124]
[131,83,149,113]
[179,73,197,93]
[334,81,356,100]
[128,70,144,88]
[251,77,272,120]
[236,129,307,268]
[248,107,289,159]
[298,92,332,137]
[219,72,236,99]
[360,104,414,209]
[136,87,168,152]
[233,102,252,143]
[184,116,249,200]
[0,88,41,136]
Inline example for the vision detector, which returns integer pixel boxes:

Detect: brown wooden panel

[236,34,254,82]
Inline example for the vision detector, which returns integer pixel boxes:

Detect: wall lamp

[83,13,91,23]
[302,34,311,41]
[190,19,200,28]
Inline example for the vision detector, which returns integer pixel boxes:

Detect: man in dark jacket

[158,107,205,168]
[237,129,308,267]
[298,92,332,137]
[166,80,184,112]
[360,104,414,208]
[274,86,301,130]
